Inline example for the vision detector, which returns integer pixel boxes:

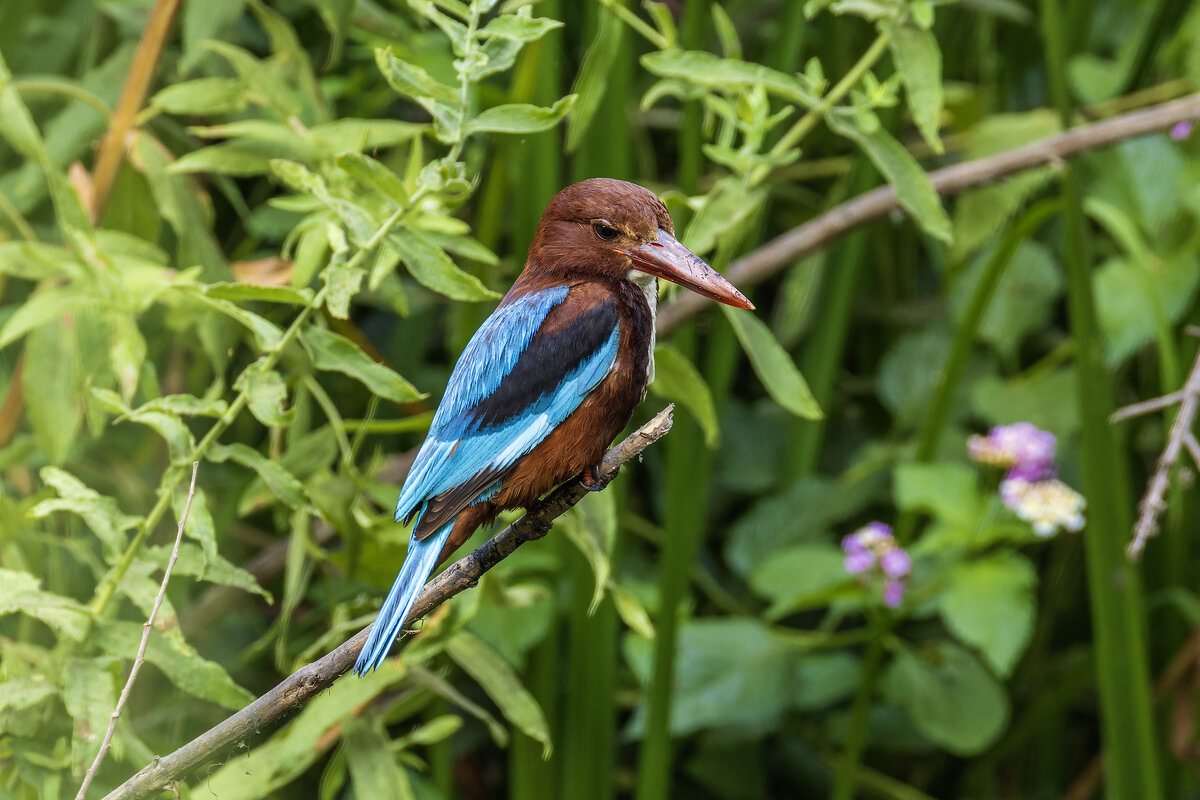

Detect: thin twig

[1110,391,1184,423]
[101,407,675,800]
[77,462,200,800]
[1119,347,1200,559]
[1184,431,1200,472]
[658,92,1200,333]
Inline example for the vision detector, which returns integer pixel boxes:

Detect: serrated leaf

[303,326,423,404]
[649,344,718,446]
[938,553,1036,676]
[641,50,818,108]
[209,442,312,513]
[93,620,254,710]
[883,20,943,152]
[478,10,563,41]
[445,632,552,757]
[466,95,577,135]
[374,48,460,105]
[323,263,365,319]
[234,358,293,427]
[721,306,822,420]
[387,229,499,301]
[826,110,952,243]
[31,467,140,560]
[0,568,90,640]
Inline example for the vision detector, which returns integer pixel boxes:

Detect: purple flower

[879,548,911,578]
[968,422,1056,480]
[842,522,911,606]
[1171,121,1193,141]
[882,579,905,608]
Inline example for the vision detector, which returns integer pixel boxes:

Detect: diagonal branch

[100,406,675,800]
[658,91,1200,334]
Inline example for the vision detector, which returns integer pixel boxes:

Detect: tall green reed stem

[1040,0,1162,796]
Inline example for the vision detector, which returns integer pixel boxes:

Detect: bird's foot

[527,519,553,540]
[581,464,616,492]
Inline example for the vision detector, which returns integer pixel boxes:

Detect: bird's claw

[581,464,616,492]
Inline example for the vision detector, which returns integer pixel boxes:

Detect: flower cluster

[842,522,911,607]
[968,422,1086,536]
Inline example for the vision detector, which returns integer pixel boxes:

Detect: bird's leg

[581,464,617,492]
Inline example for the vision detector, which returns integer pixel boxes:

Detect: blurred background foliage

[0,0,1198,798]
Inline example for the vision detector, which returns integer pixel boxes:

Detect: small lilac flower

[1171,121,1193,141]
[879,548,911,578]
[882,579,905,608]
[842,522,911,606]
[968,422,1056,478]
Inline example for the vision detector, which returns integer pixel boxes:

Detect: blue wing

[395,285,621,537]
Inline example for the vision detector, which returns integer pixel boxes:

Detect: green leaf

[143,542,271,601]
[876,326,953,428]
[466,95,577,135]
[30,467,140,561]
[386,229,499,301]
[640,50,817,108]
[323,262,365,320]
[893,461,980,526]
[0,286,94,348]
[1095,254,1200,366]
[567,6,624,151]
[64,658,118,770]
[649,344,719,447]
[609,581,655,639]
[169,142,277,177]
[970,368,1079,437]
[302,326,423,404]
[939,553,1037,676]
[478,10,564,41]
[374,47,460,105]
[682,177,765,257]
[826,110,952,243]
[882,21,943,152]
[336,152,410,208]
[721,305,822,420]
[184,290,285,351]
[0,677,57,713]
[950,240,1063,360]
[234,358,294,427]
[882,641,1010,755]
[343,718,415,800]
[0,242,83,281]
[749,544,854,618]
[23,320,83,465]
[150,77,248,115]
[201,660,406,798]
[560,490,617,614]
[445,632,553,757]
[209,442,312,513]
[0,568,90,640]
[205,282,314,306]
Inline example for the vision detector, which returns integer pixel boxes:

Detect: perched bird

[354,178,753,674]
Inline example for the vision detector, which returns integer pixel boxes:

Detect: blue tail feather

[354,518,454,675]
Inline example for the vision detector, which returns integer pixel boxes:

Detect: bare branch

[1110,391,1184,423]
[1123,348,1200,559]
[658,92,1200,334]
[101,407,675,800]
[78,462,200,800]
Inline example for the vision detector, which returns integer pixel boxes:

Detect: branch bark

[658,91,1200,334]
[101,406,675,800]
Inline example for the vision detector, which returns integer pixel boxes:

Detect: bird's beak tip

[631,229,752,311]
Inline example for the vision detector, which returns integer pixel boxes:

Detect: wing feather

[395,285,620,537]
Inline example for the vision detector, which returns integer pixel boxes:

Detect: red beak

[627,230,754,310]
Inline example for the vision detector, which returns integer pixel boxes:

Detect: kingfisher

[354,178,753,674]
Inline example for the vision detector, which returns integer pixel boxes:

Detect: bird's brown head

[526,178,754,310]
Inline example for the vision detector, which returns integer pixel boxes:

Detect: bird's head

[528,178,754,310]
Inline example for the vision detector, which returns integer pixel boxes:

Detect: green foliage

[1,0,1197,798]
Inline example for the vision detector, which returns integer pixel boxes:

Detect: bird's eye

[592,223,619,241]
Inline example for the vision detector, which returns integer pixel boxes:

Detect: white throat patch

[627,269,657,385]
